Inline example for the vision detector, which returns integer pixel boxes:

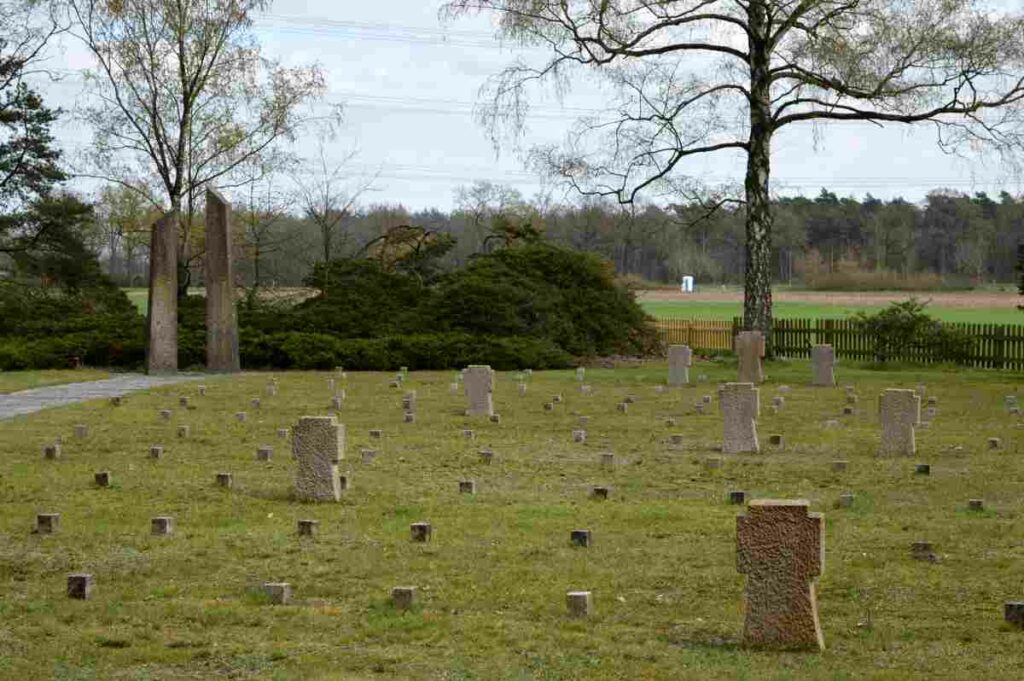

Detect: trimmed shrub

[853,299,975,364]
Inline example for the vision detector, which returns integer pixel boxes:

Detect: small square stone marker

[151,516,174,536]
[838,493,855,508]
[831,460,848,472]
[159,409,172,421]
[36,513,60,534]
[277,428,289,439]
[235,412,247,423]
[43,443,61,460]
[737,499,825,651]
[149,446,164,459]
[573,430,587,443]
[179,396,189,408]
[911,541,937,562]
[361,449,377,464]
[769,434,784,448]
[94,471,111,487]
[392,586,417,610]
[968,499,984,511]
[914,463,931,475]
[570,529,592,547]
[263,582,291,605]
[74,424,88,439]
[177,425,190,438]
[728,490,746,505]
[591,486,610,500]
[1005,602,1024,627]
[216,473,233,488]
[988,437,1002,450]
[67,573,94,600]
[566,591,592,617]
[297,519,319,537]
[410,522,432,542]
[599,453,615,466]
[479,448,494,464]
[459,480,476,495]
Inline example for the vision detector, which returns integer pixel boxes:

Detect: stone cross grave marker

[720,382,760,454]
[667,345,693,386]
[879,388,920,456]
[204,188,240,372]
[146,211,179,374]
[464,365,495,417]
[811,345,835,387]
[735,331,765,384]
[737,499,825,651]
[293,416,344,501]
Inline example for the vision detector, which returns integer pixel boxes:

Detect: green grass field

[3,364,1024,678]
[0,369,111,395]
[641,300,1024,324]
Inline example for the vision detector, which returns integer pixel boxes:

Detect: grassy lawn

[0,369,111,395]
[642,299,1024,324]
[2,364,1024,678]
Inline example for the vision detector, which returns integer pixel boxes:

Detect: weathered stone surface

[410,522,432,542]
[838,493,854,508]
[591,486,610,499]
[570,529,592,547]
[177,425,190,439]
[459,480,476,494]
[735,331,766,384]
[151,516,174,536]
[667,345,693,386]
[988,437,1002,449]
[392,586,417,610]
[968,499,984,511]
[911,541,937,562]
[573,430,587,443]
[256,446,272,462]
[149,446,164,459]
[831,460,848,472]
[35,513,59,534]
[737,499,825,651]
[879,389,920,456]
[1005,602,1024,627]
[146,211,178,375]
[479,448,494,464]
[297,519,319,537]
[204,188,240,373]
[599,453,615,466]
[74,424,88,439]
[263,582,291,605]
[811,345,835,387]
[914,463,930,475]
[43,443,60,460]
[216,472,233,487]
[728,490,746,505]
[566,591,592,617]
[720,383,760,454]
[464,365,495,417]
[94,471,111,487]
[293,416,344,502]
[67,573,94,599]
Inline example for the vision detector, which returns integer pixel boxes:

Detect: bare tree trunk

[743,1,774,340]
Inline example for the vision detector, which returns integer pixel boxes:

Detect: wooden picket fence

[653,317,1024,370]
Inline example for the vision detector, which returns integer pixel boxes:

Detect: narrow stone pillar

[146,210,178,374]
[204,188,240,373]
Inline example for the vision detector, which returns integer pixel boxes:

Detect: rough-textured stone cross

[737,500,825,651]
[293,416,344,502]
[878,388,920,456]
[719,382,760,453]
[811,345,835,387]
[667,345,692,386]
[735,331,766,384]
[464,365,495,417]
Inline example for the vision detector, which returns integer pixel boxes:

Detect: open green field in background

[3,363,1024,678]
[0,369,111,395]
[640,299,1024,324]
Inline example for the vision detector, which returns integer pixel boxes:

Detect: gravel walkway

[0,374,206,420]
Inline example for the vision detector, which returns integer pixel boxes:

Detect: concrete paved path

[0,374,206,420]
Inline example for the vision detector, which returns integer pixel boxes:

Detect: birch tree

[443,0,1024,336]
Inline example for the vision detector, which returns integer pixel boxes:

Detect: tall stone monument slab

[737,499,825,651]
[720,382,760,454]
[735,331,765,384]
[811,345,835,387]
[667,345,693,386]
[293,416,344,501]
[464,365,495,417]
[146,211,178,374]
[204,188,240,373]
[879,388,920,456]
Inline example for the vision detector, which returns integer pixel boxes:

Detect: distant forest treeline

[97,184,1024,290]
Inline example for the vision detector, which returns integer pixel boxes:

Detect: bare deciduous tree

[66,0,326,293]
[443,0,1024,336]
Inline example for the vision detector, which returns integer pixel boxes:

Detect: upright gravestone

[146,211,178,374]
[667,345,693,386]
[720,382,760,454]
[735,331,766,384]
[811,345,835,387]
[464,365,495,417]
[205,188,240,373]
[737,499,825,651]
[879,388,920,456]
[293,416,344,502]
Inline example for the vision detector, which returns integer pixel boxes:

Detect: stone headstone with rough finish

[464,365,495,417]
[667,345,693,386]
[735,331,766,384]
[720,382,760,454]
[879,389,920,456]
[737,499,825,651]
[204,188,240,373]
[811,345,835,387]
[146,211,178,374]
[292,416,344,502]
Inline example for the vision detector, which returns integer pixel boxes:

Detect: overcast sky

[42,0,1024,211]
